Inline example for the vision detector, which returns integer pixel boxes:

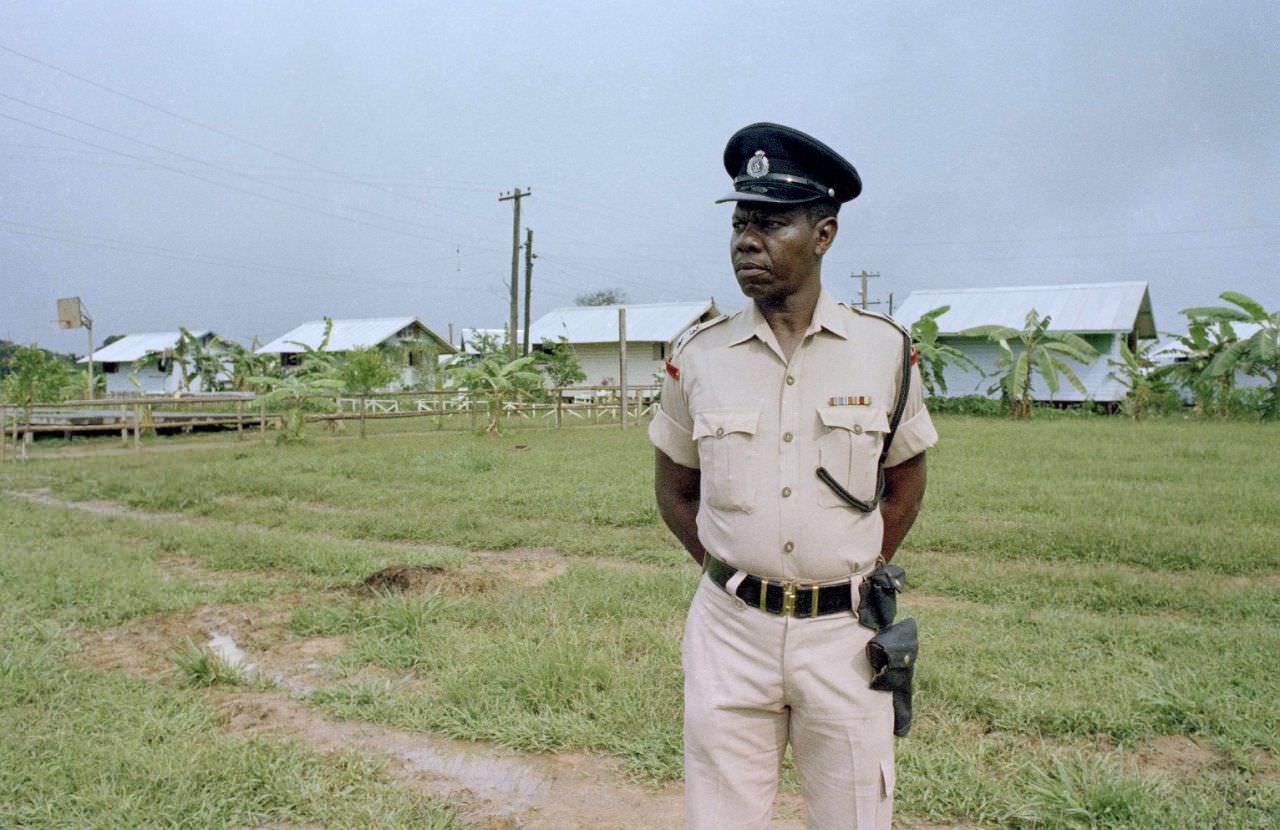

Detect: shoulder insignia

[847,304,910,337]
[672,314,730,356]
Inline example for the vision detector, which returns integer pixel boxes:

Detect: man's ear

[814,216,838,257]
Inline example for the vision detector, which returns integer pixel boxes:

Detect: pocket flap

[817,406,890,434]
[692,409,760,440]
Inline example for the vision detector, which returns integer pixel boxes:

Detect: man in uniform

[649,122,938,830]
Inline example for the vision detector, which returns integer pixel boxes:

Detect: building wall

[932,333,1128,402]
[571,342,666,396]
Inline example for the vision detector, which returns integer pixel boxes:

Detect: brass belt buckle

[781,580,798,616]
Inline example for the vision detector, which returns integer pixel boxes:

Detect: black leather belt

[704,554,855,618]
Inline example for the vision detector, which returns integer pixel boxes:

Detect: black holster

[866,618,918,737]
[858,562,905,631]
[858,562,916,737]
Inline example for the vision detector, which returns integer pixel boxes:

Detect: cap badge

[746,150,769,178]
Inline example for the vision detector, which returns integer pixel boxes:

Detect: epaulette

[843,302,910,337]
[672,314,730,356]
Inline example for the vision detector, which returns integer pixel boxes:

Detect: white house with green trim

[892,281,1157,403]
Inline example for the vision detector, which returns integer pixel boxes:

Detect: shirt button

[783,541,795,554]
[782,486,792,498]
[715,427,725,438]
[783,432,793,443]
[853,424,864,435]
[786,375,795,385]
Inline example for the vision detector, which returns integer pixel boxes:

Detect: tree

[340,346,399,438]
[534,337,586,389]
[1,344,75,407]
[909,305,982,396]
[1180,291,1280,419]
[575,288,628,306]
[1153,317,1237,416]
[178,328,227,393]
[221,338,277,393]
[247,319,344,442]
[963,309,1098,419]
[1106,339,1179,420]
[446,353,542,436]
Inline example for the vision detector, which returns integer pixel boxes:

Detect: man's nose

[734,227,763,251]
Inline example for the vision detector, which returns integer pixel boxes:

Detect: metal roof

[80,331,211,363]
[528,300,718,345]
[256,317,455,354]
[893,281,1156,337]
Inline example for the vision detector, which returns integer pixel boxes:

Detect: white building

[892,281,1157,403]
[80,331,225,395]
[528,300,720,395]
[256,317,455,390]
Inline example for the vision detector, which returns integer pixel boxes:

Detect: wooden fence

[0,386,661,462]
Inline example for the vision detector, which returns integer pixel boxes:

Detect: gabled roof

[256,317,455,354]
[893,281,1156,338]
[528,300,718,345]
[80,331,212,363]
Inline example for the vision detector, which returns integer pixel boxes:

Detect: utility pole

[618,307,628,429]
[849,270,882,310]
[522,228,535,356]
[498,188,531,360]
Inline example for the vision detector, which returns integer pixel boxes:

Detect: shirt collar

[727,287,849,347]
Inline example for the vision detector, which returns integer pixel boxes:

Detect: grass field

[1,417,1277,828]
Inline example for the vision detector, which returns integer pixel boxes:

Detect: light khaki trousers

[683,574,895,830]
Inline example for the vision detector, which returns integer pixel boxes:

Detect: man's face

[730,203,835,304]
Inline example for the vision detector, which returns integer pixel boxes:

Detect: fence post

[436,390,444,430]
[236,399,244,440]
[469,394,478,432]
[360,394,368,439]
[0,403,6,464]
[259,402,267,443]
[132,404,141,452]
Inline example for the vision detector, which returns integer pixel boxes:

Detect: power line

[0,218,493,288]
[0,91,470,237]
[0,110,494,248]
[0,41,476,214]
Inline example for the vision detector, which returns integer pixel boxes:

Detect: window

[652,343,665,360]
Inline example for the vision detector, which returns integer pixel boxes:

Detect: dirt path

[78,585,811,829]
[24,489,966,828]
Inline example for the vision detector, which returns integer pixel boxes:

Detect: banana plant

[247,318,344,441]
[963,309,1098,418]
[910,305,982,396]
[446,352,543,435]
[1180,291,1279,419]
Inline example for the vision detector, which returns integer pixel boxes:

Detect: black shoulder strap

[881,329,913,463]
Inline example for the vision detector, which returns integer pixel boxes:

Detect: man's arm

[879,451,927,563]
[655,449,707,567]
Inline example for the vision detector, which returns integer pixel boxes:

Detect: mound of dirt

[362,564,448,592]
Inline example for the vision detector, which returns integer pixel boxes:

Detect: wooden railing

[0,385,661,462]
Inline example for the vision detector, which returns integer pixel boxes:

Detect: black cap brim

[714,190,824,205]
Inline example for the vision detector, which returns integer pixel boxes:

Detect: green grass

[1,416,1277,828]
[0,612,459,829]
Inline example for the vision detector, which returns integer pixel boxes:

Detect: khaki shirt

[650,288,938,582]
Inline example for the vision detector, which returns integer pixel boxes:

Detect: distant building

[80,330,225,395]
[256,317,455,390]
[892,281,1157,403]
[528,300,720,395]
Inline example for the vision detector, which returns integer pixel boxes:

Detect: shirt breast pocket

[693,408,760,513]
[816,406,890,508]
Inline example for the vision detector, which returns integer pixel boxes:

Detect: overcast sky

[2,1,1276,353]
